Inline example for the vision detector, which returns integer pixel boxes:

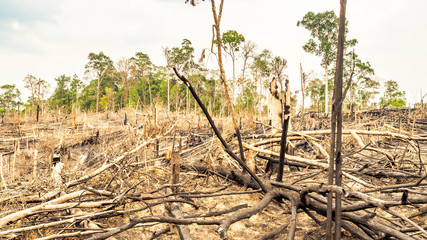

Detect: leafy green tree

[380,80,406,109]
[85,51,114,113]
[236,83,257,114]
[342,52,378,116]
[50,74,72,111]
[164,39,198,112]
[0,84,21,115]
[49,74,83,112]
[131,52,153,107]
[100,87,116,111]
[251,49,272,114]
[306,78,324,112]
[218,30,245,97]
[79,81,97,111]
[22,75,49,114]
[79,72,118,111]
[297,10,357,113]
[70,75,84,103]
[164,39,197,73]
[200,73,220,115]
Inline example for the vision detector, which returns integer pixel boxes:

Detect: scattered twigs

[1,100,426,239]
[385,208,427,238]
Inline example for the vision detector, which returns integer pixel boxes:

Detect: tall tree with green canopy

[85,51,113,113]
[131,52,153,107]
[306,78,323,112]
[50,74,72,110]
[70,75,84,104]
[342,51,378,117]
[164,39,198,112]
[164,39,197,73]
[49,74,83,111]
[217,30,245,98]
[163,47,175,112]
[297,10,357,113]
[251,49,272,114]
[380,80,406,109]
[0,84,21,117]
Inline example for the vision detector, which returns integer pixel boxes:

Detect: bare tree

[327,0,347,238]
[23,74,38,107]
[271,56,287,94]
[116,57,134,107]
[240,40,257,82]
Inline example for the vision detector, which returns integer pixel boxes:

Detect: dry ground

[0,108,426,239]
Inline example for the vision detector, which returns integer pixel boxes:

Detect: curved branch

[173,68,268,193]
[217,190,280,239]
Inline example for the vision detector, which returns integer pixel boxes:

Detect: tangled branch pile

[0,108,426,239]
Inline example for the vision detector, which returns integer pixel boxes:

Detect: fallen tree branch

[173,68,267,192]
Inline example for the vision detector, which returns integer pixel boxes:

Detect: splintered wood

[171,151,180,193]
[0,109,426,239]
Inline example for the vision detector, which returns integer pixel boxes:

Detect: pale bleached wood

[271,129,426,141]
[0,138,156,226]
[0,190,88,227]
[0,154,7,190]
[350,130,394,161]
[242,142,375,188]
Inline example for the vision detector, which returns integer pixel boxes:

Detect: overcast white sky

[0,0,426,104]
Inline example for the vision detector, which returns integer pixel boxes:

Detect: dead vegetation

[0,106,426,239]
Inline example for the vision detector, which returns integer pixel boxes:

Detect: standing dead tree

[269,77,282,132]
[277,78,291,182]
[327,0,347,239]
[299,63,307,121]
[187,0,247,168]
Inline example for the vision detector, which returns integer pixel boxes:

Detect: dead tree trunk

[37,78,40,122]
[276,79,290,182]
[210,0,246,166]
[269,78,282,133]
[326,1,347,239]
[300,63,305,119]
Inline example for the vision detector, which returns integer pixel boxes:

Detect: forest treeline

[0,10,409,118]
